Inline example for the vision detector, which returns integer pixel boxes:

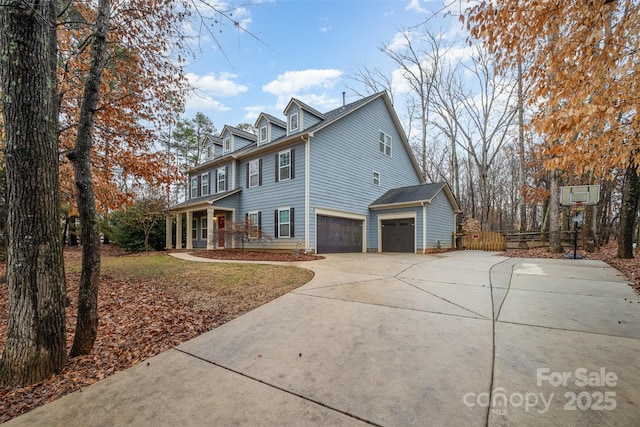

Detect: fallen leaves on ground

[0,248,311,423]
[502,241,640,295]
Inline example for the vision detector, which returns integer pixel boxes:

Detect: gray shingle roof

[370,183,447,207]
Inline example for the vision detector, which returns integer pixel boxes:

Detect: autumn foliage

[465,0,640,177]
[57,0,190,214]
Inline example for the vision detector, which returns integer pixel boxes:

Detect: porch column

[186,211,193,250]
[176,213,183,249]
[206,207,215,250]
[165,215,172,250]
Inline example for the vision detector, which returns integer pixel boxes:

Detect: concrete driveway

[6,251,640,426]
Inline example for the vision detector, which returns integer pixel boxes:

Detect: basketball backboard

[560,185,600,206]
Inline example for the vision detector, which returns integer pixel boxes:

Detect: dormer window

[259,125,268,144]
[205,144,213,160]
[224,135,231,153]
[289,112,299,132]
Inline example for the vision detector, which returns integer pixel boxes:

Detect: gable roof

[254,112,286,129]
[370,182,461,212]
[283,98,325,119]
[221,125,258,142]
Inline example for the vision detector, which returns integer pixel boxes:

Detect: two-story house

[166,91,460,253]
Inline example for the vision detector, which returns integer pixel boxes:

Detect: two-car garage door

[317,215,363,253]
[317,215,415,253]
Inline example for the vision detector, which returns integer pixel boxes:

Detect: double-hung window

[289,113,299,132]
[248,211,260,239]
[190,177,198,199]
[259,126,268,144]
[373,171,380,186]
[191,218,197,240]
[201,217,208,240]
[278,208,290,238]
[217,168,226,193]
[249,159,260,187]
[379,131,392,156]
[224,136,231,153]
[201,174,209,195]
[279,151,291,181]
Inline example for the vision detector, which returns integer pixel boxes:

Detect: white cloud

[406,0,428,14]
[186,72,249,97]
[263,69,342,96]
[184,72,248,115]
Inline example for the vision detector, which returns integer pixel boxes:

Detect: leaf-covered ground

[502,241,640,295]
[0,248,314,423]
[190,249,325,262]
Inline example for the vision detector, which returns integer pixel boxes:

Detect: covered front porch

[165,189,241,250]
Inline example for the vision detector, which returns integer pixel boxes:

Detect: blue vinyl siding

[308,96,422,250]
[302,110,322,130]
[271,124,286,140]
[368,207,424,252]
[426,192,455,248]
[241,143,305,250]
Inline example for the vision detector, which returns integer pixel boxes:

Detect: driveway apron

[5,252,639,426]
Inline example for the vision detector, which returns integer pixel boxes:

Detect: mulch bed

[189,249,324,262]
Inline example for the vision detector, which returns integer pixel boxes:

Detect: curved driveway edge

[5,252,639,426]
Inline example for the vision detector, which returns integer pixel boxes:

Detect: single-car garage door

[382,219,415,252]
[317,215,363,253]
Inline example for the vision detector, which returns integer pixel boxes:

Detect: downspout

[303,132,313,253]
[422,201,428,253]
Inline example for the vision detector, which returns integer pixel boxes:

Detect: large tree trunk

[548,169,564,252]
[617,163,639,259]
[70,0,111,356]
[0,0,67,386]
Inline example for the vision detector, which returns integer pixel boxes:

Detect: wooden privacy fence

[462,231,507,251]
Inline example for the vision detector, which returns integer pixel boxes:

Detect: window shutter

[258,159,263,186]
[246,163,249,188]
[208,172,212,195]
[225,166,229,191]
[258,211,262,238]
[290,149,295,179]
[274,154,279,182]
[197,175,202,197]
[274,210,279,238]
[188,178,191,199]
[290,207,295,238]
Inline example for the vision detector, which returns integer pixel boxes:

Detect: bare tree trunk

[70,0,111,356]
[617,163,639,259]
[517,62,527,232]
[0,0,67,386]
[549,169,564,252]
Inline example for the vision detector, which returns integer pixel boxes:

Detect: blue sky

[181,0,465,130]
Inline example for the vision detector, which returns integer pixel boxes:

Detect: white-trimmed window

[201,217,208,240]
[279,150,291,181]
[224,135,231,153]
[248,211,260,239]
[205,144,213,160]
[379,131,392,156]
[373,171,380,186]
[289,113,299,132]
[191,218,197,240]
[278,208,290,238]
[190,177,198,198]
[249,159,260,187]
[217,168,226,193]
[201,173,209,195]
[259,126,268,144]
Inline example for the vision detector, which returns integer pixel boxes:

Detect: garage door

[382,219,415,252]
[317,215,363,253]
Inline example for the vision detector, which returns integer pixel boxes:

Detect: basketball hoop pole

[573,218,579,259]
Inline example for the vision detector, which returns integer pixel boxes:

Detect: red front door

[217,216,225,248]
